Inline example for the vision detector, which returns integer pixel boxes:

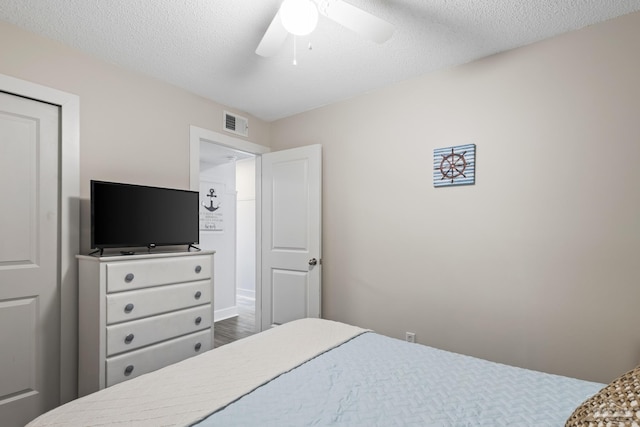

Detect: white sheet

[27,318,367,427]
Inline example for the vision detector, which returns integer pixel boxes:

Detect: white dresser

[77,250,215,397]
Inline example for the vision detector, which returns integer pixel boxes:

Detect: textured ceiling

[1,1,640,122]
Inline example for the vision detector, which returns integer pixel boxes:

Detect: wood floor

[214,295,256,348]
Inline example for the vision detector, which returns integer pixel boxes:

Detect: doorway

[199,146,255,327]
[190,126,322,339]
[190,126,270,336]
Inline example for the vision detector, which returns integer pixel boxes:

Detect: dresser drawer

[106,305,212,356]
[105,329,211,387]
[106,255,212,292]
[106,280,211,324]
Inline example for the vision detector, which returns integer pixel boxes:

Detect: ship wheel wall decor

[433,144,476,187]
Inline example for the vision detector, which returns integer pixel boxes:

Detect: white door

[0,92,60,426]
[261,144,322,330]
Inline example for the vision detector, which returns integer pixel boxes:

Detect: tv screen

[91,180,199,250]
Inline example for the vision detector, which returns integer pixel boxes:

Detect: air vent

[223,111,249,137]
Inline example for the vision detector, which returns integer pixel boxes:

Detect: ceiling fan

[256,0,395,57]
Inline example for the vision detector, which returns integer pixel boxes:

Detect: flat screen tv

[91,180,199,252]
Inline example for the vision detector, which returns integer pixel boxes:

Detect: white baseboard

[214,306,239,322]
[237,288,255,300]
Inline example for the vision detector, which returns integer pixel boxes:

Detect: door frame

[189,125,270,331]
[0,74,80,404]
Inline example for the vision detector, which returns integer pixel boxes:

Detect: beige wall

[271,11,640,383]
[0,20,271,252]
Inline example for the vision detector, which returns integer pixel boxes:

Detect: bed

[27,318,633,426]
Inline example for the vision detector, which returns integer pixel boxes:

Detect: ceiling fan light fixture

[280,0,319,36]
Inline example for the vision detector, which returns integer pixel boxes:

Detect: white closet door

[0,91,60,426]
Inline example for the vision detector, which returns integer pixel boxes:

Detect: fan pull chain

[293,36,297,66]
[292,37,313,65]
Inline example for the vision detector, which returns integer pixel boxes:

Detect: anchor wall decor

[199,181,225,231]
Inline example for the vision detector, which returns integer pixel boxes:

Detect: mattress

[27,318,603,426]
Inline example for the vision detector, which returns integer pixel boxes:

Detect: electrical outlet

[405,332,416,343]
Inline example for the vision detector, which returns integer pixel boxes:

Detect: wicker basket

[566,365,640,427]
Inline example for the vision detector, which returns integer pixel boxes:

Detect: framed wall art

[199,181,225,231]
[433,144,476,187]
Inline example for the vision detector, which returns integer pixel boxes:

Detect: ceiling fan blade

[319,0,394,43]
[256,11,289,57]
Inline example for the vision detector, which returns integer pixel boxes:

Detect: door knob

[308,258,318,266]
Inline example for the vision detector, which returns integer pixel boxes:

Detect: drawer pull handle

[124,333,135,344]
[195,291,202,300]
[124,365,134,376]
[195,316,202,325]
[124,303,134,313]
[195,265,202,273]
[124,273,135,283]
[194,342,202,351]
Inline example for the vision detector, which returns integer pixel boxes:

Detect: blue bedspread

[195,332,603,426]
